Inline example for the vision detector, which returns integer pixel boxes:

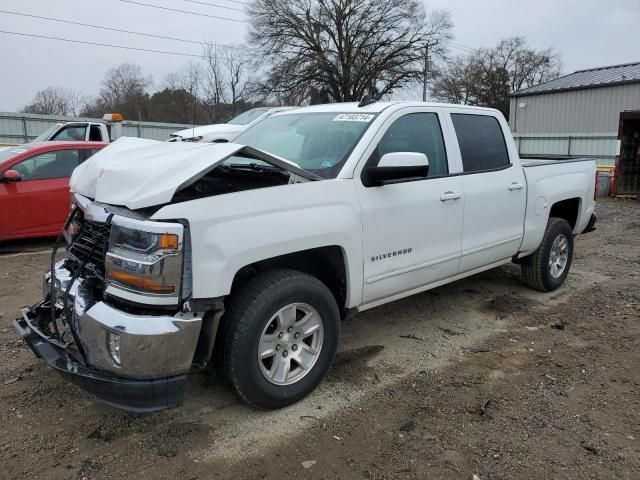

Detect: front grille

[68,215,111,276]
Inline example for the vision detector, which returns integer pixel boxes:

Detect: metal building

[509,62,640,176]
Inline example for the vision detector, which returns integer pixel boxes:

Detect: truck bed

[517,155,597,256]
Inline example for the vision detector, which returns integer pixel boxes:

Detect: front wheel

[220,269,340,409]
[521,217,574,292]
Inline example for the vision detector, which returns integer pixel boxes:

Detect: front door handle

[440,191,462,201]
[508,182,525,191]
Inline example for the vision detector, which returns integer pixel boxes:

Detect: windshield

[232,112,376,178]
[0,147,29,165]
[32,125,59,142]
[227,108,271,126]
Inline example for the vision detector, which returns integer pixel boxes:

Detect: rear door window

[89,125,103,141]
[451,114,510,173]
[80,148,103,161]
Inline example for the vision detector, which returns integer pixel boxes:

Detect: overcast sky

[0,0,639,112]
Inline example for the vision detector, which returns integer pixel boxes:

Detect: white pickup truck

[14,101,597,411]
[31,114,123,143]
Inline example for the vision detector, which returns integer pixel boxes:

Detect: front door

[0,149,82,238]
[356,110,464,305]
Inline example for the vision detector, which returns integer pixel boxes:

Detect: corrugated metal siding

[509,83,640,134]
[0,112,193,144]
[514,62,640,96]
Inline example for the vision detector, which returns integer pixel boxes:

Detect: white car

[16,101,597,412]
[168,106,295,143]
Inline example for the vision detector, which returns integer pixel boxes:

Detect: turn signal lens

[106,270,175,294]
[159,233,179,250]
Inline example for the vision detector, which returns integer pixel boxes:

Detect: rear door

[447,111,526,272]
[356,107,465,305]
[0,148,88,238]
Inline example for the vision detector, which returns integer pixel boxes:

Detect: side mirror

[364,152,429,186]
[1,169,22,182]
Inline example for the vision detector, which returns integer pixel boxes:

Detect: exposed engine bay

[171,161,302,204]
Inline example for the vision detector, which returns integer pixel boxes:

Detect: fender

[152,179,364,307]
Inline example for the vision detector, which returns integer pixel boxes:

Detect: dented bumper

[14,262,203,412]
[14,307,188,412]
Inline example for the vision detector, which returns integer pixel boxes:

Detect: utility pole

[422,40,438,102]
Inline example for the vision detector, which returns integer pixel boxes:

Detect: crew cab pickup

[14,101,597,411]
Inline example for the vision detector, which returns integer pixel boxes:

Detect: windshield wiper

[224,162,285,173]
[224,162,321,181]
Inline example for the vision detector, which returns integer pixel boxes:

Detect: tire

[521,217,574,292]
[220,269,340,409]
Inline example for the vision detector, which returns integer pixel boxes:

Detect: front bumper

[77,301,202,379]
[14,309,187,412]
[15,261,203,411]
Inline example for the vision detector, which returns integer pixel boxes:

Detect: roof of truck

[277,101,498,114]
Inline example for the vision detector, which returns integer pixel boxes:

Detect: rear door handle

[508,182,525,191]
[440,191,462,201]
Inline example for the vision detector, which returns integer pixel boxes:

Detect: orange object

[102,113,124,122]
[159,233,179,250]
[106,270,175,294]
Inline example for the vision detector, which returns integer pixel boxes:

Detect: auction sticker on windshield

[333,113,375,122]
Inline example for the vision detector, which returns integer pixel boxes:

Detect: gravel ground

[1,198,638,480]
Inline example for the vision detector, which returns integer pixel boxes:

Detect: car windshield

[231,112,376,179]
[32,125,59,142]
[226,108,271,126]
[0,147,29,164]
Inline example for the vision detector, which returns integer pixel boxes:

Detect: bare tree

[165,61,201,97]
[431,37,561,117]
[84,63,152,120]
[22,87,85,116]
[222,48,248,114]
[201,41,227,121]
[247,0,453,103]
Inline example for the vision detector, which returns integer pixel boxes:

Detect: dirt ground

[1,198,639,480]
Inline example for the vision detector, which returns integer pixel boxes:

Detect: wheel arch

[229,246,351,318]
[548,197,581,231]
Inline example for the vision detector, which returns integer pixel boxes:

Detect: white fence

[513,133,618,167]
[0,112,193,145]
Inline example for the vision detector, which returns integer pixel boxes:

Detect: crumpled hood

[69,137,315,210]
[171,123,244,141]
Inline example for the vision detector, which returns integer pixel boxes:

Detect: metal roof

[513,62,640,97]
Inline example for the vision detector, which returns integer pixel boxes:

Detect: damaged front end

[14,195,203,412]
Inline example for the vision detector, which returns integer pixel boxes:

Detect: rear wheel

[220,269,340,409]
[521,217,574,292]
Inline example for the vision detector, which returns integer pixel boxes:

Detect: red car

[0,141,107,241]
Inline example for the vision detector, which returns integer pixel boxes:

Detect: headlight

[105,217,184,299]
[183,136,203,143]
[110,226,179,254]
